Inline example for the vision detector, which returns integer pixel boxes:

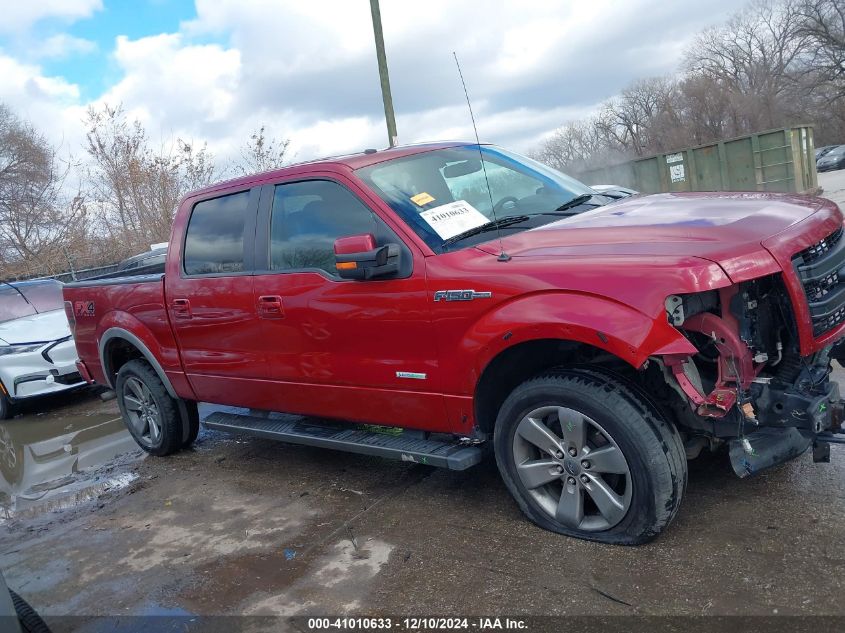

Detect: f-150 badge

[433,289,492,302]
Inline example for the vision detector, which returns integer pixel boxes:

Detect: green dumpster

[576,125,819,195]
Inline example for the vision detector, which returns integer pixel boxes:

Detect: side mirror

[334,233,401,280]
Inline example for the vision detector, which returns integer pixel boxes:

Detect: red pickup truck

[64,142,845,544]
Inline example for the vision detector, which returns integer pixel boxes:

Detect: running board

[202,411,483,471]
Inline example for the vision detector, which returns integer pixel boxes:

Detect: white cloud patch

[0,52,88,158]
[96,33,241,135]
[36,34,97,59]
[0,0,744,166]
[0,0,102,34]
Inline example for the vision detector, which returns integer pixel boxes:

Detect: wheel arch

[474,338,609,436]
[98,327,178,399]
[468,293,696,435]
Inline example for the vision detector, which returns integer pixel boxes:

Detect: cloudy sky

[0,0,743,164]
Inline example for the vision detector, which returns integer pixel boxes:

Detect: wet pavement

[820,169,845,206]
[0,389,140,523]
[0,374,843,628]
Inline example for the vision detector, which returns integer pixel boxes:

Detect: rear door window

[184,191,251,275]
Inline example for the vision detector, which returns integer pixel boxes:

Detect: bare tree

[233,125,291,176]
[793,0,845,139]
[683,0,810,131]
[795,0,845,98]
[532,0,845,175]
[84,104,218,255]
[596,77,679,156]
[0,103,86,278]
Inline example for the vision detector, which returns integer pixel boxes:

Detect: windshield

[0,280,64,325]
[357,145,595,252]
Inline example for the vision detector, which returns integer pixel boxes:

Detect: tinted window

[270,180,377,274]
[0,280,63,324]
[19,280,63,312]
[184,191,250,275]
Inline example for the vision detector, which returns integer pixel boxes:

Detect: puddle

[0,391,142,521]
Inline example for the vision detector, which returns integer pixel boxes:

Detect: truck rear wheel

[0,393,12,420]
[115,359,182,456]
[179,400,200,449]
[494,370,687,545]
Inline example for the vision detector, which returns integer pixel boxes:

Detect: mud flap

[729,428,813,478]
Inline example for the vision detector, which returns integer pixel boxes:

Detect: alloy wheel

[122,376,162,448]
[512,405,633,531]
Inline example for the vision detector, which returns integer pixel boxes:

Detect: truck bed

[63,273,185,394]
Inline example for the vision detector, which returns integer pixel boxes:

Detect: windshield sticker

[411,192,435,206]
[420,200,488,240]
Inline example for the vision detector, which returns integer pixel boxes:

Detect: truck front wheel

[494,370,687,545]
[116,359,182,456]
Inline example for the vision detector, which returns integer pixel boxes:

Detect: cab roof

[189,141,476,199]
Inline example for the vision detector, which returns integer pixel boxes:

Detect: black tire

[115,359,182,456]
[831,340,845,365]
[179,400,200,448]
[493,369,687,545]
[10,589,51,633]
[0,393,12,420]
[0,421,23,486]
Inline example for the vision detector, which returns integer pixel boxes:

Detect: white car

[0,280,85,419]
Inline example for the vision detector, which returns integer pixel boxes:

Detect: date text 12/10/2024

[306,617,528,630]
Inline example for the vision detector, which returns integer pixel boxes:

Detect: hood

[477,192,834,279]
[0,309,71,345]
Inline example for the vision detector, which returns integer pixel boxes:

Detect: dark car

[815,145,837,161]
[116,247,167,272]
[817,145,845,172]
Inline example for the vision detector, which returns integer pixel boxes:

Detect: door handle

[171,298,192,319]
[258,295,284,318]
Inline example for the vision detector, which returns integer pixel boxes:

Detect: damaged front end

[659,259,845,478]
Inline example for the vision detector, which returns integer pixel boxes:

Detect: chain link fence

[3,258,121,284]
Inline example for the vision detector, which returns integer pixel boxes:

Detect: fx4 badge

[433,289,492,302]
[75,301,95,317]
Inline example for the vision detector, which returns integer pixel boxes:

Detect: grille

[796,227,843,263]
[793,227,845,336]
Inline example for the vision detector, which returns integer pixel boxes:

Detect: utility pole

[369,0,398,147]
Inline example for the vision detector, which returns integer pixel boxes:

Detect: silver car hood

[0,309,71,345]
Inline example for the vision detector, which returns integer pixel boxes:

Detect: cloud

[96,33,241,135]
[171,0,743,158]
[0,52,87,152]
[36,34,97,59]
[0,0,102,34]
[0,0,745,166]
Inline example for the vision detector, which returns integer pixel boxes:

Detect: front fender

[456,291,695,394]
